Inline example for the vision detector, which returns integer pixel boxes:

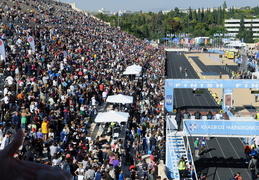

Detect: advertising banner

[164,79,259,112]
[27,36,35,53]
[165,79,259,89]
[223,88,233,112]
[184,120,259,136]
[165,86,174,112]
[0,39,5,61]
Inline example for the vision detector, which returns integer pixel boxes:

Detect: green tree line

[96,3,259,43]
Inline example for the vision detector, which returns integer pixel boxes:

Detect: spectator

[235,172,243,180]
[194,138,200,157]
[0,131,12,150]
[175,109,183,131]
[178,157,187,179]
[183,109,191,119]
[74,162,85,180]
[206,111,213,120]
[223,112,230,120]
[248,155,257,180]
[194,111,201,120]
[244,143,252,164]
[0,1,166,179]
[215,111,222,120]
[49,142,59,161]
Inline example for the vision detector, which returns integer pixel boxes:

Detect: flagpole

[118,14,119,27]
[118,11,121,27]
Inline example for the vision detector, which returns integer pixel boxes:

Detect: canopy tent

[226,41,246,48]
[106,94,133,104]
[123,64,142,75]
[252,71,259,79]
[123,68,140,75]
[128,64,142,71]
[95,111,129,123]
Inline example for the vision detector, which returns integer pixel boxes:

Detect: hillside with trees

[96,2,259,43]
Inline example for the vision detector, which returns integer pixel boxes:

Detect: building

[225,19,259,39]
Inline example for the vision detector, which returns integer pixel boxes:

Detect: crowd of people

[230,70,253,79]
[0,0,167,179]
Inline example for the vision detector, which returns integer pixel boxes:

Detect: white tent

[252,71,259,79]
[95,111,129,123]
[123,64,142,75]
[128,64,142,71]
[106,94,133,104]
[226,41,246,48]
[123,68,140,75]
[106,94,133,113]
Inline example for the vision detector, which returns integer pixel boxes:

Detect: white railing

[184,122,199,180]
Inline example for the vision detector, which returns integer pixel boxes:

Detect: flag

[27,36,36,53]
[0,39,6,62]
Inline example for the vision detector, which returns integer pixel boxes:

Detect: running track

[166,52,251,180]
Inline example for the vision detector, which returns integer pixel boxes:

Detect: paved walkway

[186,52,258,117]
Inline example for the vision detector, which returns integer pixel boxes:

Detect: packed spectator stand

[0,0,167,179]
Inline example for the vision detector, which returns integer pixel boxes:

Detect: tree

[236,17,246,40]
[95,4,259,41]
[166,19,182,36]
[192,22,209,36]
[197,8,201,22]
[223,1,227,9]
[245,24,254,43]
[188,7,192,20]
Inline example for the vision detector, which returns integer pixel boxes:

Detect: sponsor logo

[166,95,172,105]
[189,123,198,131]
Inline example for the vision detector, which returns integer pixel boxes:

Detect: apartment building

[225,19,259,39]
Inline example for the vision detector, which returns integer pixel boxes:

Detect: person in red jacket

[244,143,252,164]
[235,172,243,180]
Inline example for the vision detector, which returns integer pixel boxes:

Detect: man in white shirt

[49,142,59,160]
[5,76,13,85]
[0,132,12,151]
[3,94,9,105]
[215,111,222,120]
[3,86,9,96]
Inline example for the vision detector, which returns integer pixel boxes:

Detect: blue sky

[61,0,259,12]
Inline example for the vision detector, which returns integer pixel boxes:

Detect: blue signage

[166,95,172,105]
[184,120,259,136]
[165,79,259,89]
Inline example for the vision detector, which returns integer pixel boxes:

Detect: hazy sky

[61,0,259,12]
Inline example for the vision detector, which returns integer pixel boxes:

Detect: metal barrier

[185,127,198,180]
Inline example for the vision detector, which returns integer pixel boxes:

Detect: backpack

[250,162,255,169]
[63,161,71,173]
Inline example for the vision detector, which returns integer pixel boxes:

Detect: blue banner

[165,79,259,89]
[165,87,174,112]
[184,120,259,136]
[223,88,232,112]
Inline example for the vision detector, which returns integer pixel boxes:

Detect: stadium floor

[166,52,221,112]
[166,52,251,180]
